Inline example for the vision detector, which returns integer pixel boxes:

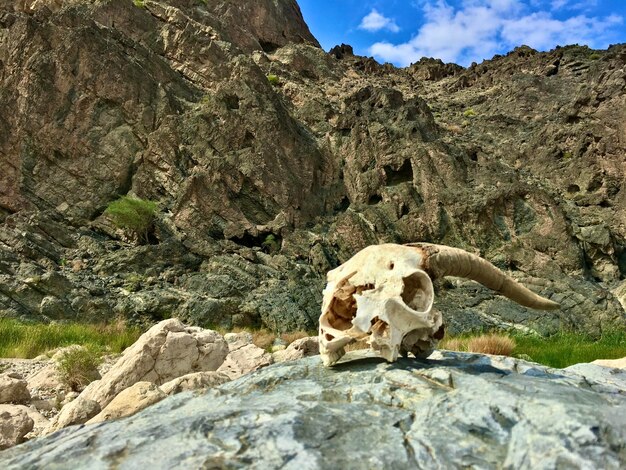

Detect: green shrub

[267,74,280,86]
[133,0,145,7]
[589,52,601,60]
[104,196,157,243]
[56,347,102,391]
[261,234,280,253]
[463,108,476,118]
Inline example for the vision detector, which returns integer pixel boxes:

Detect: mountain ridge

[0,0,624,335]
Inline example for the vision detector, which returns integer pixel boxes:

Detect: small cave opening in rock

[334,196,350,213]
[401,272,433,311]
[259,41,280,53]
[616,245,626,279]
[230,232,282,254]
[384,160,414,186]
[368,194,383,205]
[223,94,240,110]
[327,282,374,331]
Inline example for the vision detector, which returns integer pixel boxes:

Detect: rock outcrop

[2,352,625,468]
[44,318,229,433]
[0,0,624,335]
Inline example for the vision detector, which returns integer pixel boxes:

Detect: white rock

[44,396,101,435]
[87,382,166,424]
[161,371,230,395]
[0,374,31,404]
[224,332,253,345]
[272,336,319,363]
[217,343,273,380]
[0,405,34,450]
[46,319,228,433]
[592,357,626,369]
[27,363,64,399]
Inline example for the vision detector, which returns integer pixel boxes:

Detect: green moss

[261,234,280,253]
[267,74,280,86]
[104,196,157,243]
[463,108,476,118]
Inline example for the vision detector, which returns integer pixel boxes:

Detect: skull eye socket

[401,272,433,312]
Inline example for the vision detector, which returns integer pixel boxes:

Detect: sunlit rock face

[0,0,625,335]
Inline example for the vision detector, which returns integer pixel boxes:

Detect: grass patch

[56,346,102,391]
[0,319,143,359]
[440,330,626,368]
[511,331,626,369]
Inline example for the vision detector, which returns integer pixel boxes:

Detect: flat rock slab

[2,351,626,469]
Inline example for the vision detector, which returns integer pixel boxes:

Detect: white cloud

[552,0,599,12]
[359,9,401,33]
[369,0,623,67]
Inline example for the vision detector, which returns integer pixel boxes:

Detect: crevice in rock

[384,160,414,186]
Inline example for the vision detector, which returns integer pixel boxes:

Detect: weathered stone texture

[2,352,625,468]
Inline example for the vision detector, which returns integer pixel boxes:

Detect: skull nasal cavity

[401,273,431,311]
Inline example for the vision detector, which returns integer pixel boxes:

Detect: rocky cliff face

[0,0,625,334]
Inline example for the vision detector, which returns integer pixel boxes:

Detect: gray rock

[2,351,625,469]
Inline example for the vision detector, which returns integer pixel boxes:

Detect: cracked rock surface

[3,351,625,469]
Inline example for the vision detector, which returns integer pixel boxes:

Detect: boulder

[160,372,231,396]
[26,363,65,399]
[223,331,254,349]
[217,343,273,380]
[0,405,34,450]
[592,357,626,369]
[5,351,626,468]
[44,397,101,435]
[0,374,30,404]
[272,336,319,362]
[87,382,166,424]
[44,319,228,433]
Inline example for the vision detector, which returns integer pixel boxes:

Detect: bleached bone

[319,243,559,366]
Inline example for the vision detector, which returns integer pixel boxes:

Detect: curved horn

[412,243,560,310]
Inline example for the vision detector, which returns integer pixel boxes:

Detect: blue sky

[298,0,626,67]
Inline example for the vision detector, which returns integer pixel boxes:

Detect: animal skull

[319,243,559,366]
